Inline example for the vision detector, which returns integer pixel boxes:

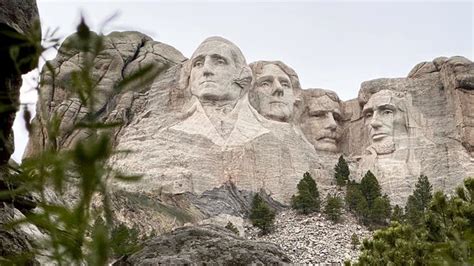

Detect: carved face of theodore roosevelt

[362,90,407,155]
[189,37,246,102]
[300,90,343,152]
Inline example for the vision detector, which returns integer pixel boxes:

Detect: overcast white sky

[12,0,474,162]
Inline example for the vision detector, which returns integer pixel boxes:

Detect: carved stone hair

[249,60,302,93]
[296,88,342,123]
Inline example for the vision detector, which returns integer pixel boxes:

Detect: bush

[291,172,320,214]
[249,194,275,234]
[351,233,360,250]
[324,194,343,223]
[224,221,239,235]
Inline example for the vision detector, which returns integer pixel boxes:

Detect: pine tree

[324,194,343,223]
[250,193,275,234]
[345,181,364,212]
[353,177,474,265]
[291,172,321,214]
[369,195,391,226]
[405,175,433,226]
[334,155,350,186]
[391,205,404,222]
[360,170,381,207]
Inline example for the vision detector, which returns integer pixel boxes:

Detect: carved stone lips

[317,136,337,143]
[371,132,388,140]
[200,80,216,85]
[270,101,285,104]
[319,137,336,143]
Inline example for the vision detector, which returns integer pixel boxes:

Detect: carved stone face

[189,40,241,102]
[300,95,342,152]
[251,64,296,122]
[362,91,407,155]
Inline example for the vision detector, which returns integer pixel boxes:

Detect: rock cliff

[25,32,473,230]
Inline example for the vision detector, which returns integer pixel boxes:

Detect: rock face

[343,57,474,205]
[0,0,41,164]
[0,0,41,263]
[26,33,473,210]
[115,224,290,265]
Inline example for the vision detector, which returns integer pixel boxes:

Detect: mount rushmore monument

[25,32,474,214]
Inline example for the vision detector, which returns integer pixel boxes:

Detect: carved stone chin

[369,140,395,155]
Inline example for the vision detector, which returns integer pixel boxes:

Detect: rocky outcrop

[343,56,474,205]
[24,31,186,158]
[0,0,41,164]
[114,224,290,265]
[0,0,41,263]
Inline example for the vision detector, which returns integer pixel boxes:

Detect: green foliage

[291,172,320,214]
[250,194,275,235]
[391,204,404,222]
[368,195,391,227]
[0,18,153,265]
[355,222,432,265]
[359,170,381,207]
[405,175,433,226]
[351,233,360,250]
[324,194,343,223]
[353,177,474,265]
[345,172,390,228]
[334,155,350,187]
[345,181,364,212]
[110,222,142,258]
[224,221,239,235]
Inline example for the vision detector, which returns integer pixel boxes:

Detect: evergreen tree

[334,155,350,186]
[324,194,343,223]
[353,177,474,265]
[405,194,423,226]
[391,204,404,222]
[405,175,433,226]
[368,195,391,226]
[359,170,381,207]
[345,181,364,212]
[413,175,433,211]
[291,172,321,214]
[250,193,275,234]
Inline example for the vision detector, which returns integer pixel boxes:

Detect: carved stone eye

[260,81,271,87]
[364,111,373,118]
[193,60,203,67]
[382,109,393,115]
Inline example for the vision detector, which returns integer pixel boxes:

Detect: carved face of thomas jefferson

[362,90,408,155]
[189,38,243,102]
[251,64,296,121]
[299,90,343,152]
